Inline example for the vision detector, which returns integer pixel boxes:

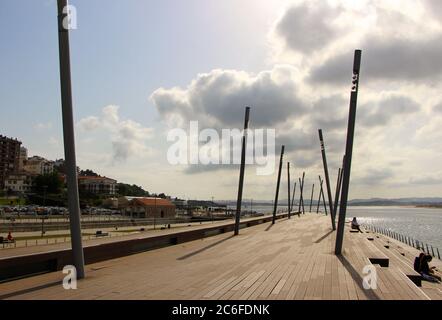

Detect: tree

[117,183,149,197]
[33,172,62,194]
[79,169,99,176]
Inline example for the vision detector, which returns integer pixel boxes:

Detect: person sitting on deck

[418,254,441,283]
[414,253,425,273]
[351,217,363,233]
[6,231,13,242]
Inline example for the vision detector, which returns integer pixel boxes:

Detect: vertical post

[332,168,341,219]
[298,172,305,214]
[437,248,440,260]
[272,146,285,224]
[318,129,335,229]
[309,184,315,212]
[57,0,85,278]
[287,162,291,219]
[234,107,250,235]
[321,178,327,215]
[316,176,322,214]
[335,49,362,255]
[290,182,296,213]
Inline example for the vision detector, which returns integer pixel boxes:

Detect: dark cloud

[358,95,420,128]
[433,102,442,113]
[151,67,307,128]
[275,2,339,54]
[353,168,395,186]
[310,95,348,132]
[309,35,442,85]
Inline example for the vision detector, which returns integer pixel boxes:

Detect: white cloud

[77,105,154,163]
[147,0,442,198]
[34,122,52,130]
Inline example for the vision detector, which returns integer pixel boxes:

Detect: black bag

[413,257,420,272]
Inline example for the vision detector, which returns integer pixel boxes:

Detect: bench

[0,236,16,248]
[95,231,109,237]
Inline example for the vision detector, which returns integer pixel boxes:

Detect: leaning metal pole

[333,155,345,222]
[318,129,335,230]
[287,162,291,219]
[335,50,362,255]
[309,183,315,212]
[298,172,305,214]
[317,176,323,214]
[272,145,285,224]
[332,167,342,221]
[290,182,296,213]
[57,0,85,278]
[234,107,250,235]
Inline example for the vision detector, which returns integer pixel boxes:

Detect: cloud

[34,122,52,130]
[353,168,395,186]
[273,1,340,54]
[151,66,307,129]
[77,105,154,163]
[409,174,442,185]
[359,95,420,127]
[433,102,442,113]
[77,116,100,130]
[423,0,442,21]
[309,35,442,85]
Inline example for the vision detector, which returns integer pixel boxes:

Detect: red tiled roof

[78,176,116,182]
[130,197,175,207]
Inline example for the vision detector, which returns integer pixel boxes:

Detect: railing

[362,223,441,260]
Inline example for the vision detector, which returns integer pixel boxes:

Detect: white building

[24,156,54,175]
[4,172,34,193]
[78,176,117,195]
[18,147,27,171]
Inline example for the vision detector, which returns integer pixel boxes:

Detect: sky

[1,0,442,201]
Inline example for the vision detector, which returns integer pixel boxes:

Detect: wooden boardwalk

[0,214,439,300]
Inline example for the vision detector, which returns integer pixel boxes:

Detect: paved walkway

[0,213,439,300]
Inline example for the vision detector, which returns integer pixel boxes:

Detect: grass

[0,198,26,205]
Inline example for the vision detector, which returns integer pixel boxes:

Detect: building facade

[78,176,117,195]
[3,172,34,193]
[0,135,22,189]
[23,156,54,175]
[124,197,176,218]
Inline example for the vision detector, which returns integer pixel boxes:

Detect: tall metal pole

[309,184,315,212]
[333,155,345,223]
[272,145,285,224]
[298,172,305,214]
[287,162,291,219]
[57,0,85,278]
[234,107,250,235]
[290,182,296,213]
[332,167,342,221]
[335,49,362,255]
[317,176,324,214]
[318,129,335,230]
[321,182,328,215]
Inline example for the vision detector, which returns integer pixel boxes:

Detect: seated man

[351,217,363,233]
[7,231,14,242]
[419,254,441,283]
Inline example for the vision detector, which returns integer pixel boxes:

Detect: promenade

[0,213,440,300]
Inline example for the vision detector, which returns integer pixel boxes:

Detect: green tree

[117,183,150,197]
[33,172,62,194]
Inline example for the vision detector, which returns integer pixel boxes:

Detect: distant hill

[216,197,442,207]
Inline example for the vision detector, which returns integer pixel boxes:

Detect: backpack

[413,257,421,272]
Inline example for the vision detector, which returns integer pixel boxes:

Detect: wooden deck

[0,213,439,300]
